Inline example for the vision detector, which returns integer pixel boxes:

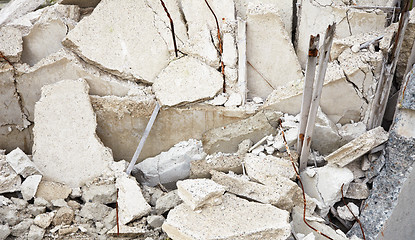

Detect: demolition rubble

[0,0,414,239]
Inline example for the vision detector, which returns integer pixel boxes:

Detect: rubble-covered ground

[0,0,414,239]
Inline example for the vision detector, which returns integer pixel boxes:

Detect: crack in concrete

[343,70,369,104]
[345,9,353,36]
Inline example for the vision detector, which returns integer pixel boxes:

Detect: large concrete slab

[246,3,303,98]
[32,79,113,187]
[63,0,171,83]
[162,193,291,240]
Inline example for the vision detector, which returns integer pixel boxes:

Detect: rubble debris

[211,170,301,211]
[59,0,101,8]
[177,178,225,210]
[0,0,44,26]
[246,3,302,99]
[190,153,243,178]
[81,181,116,205]
[326,126,389,167]
[245,154,296,181]
[35,181,71,201]
[33,212,55,229]
[0,156,21,194]
[27,224,45,240]
[107,224,145,237]
[147,215,165,229]
[300,165,354,215]
[52,206,74,226]
[32,79,113,187]
[116,175,151,225]
[0,224,11,240]
[20,174,42,200]
[311,108,342,155]
[202,110,282,154]
[79,202,112,222]
[63,0,171,83]
[162,193,291,240]
[153,56,223,107]
[337,203,360,222]
[155,190,182,215]
[338,122,367,145]
[11,218,32,237]
[6,147,40,178]
[132,139,206,188]
[0,26,22,63]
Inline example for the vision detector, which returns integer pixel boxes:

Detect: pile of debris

[1,0,414,239]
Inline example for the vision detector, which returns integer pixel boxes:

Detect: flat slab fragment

[162,193,291,240]
[0,26,22,62]
[63,0,170,83]
[6,147,40,178]
[32,79,113,187]
[326,126,389,167]
[177,179,225,210]
[244,154,296,181]
[153,56,223,107]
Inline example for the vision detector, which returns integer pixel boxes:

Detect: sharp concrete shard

[0,156,21,194]
[63,0,171,83]
[6,147,40,178]
[162,193,291,240]
[20,175,42,201]
[152,56,223,107]
[32,79,113,187]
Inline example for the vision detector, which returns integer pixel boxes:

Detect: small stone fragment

[147,215,165,229]
[0,157,21,194]
[58,226,78,235]
[0,224,11,240]
[27,224,45,240]
[345,182,370,200]
[190,154,243,179]
[11,197,28,210]
[21,175,42,200]
[245,154,296,181]
[337,203,359,221]
[155,190,182,215]
[35,181,71,201]
[0,26,22,62]
[11,219,33,237]
[34,212,55,229]
[53,207,74,226]
[177,179,225,210]
[82,182,116,204]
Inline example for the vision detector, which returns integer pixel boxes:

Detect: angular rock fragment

[177,178,225,210]
[337,203,359,221]
[190,154,243,178]
[245,153,296,181]
[81,181,116,204]
[34,212,55,229]
[53,207,74,226]
[6,147,40,178]
[153,56,223,107]
[211,170,301,211]
[63,0,171,83]
[79,202,112,221]
[155,190,182,215]
[202,110,282,154]
[326,126,389,167]
[27,224,45,240]
[0,156,21,194]
[133,139,206,188]
[32,79,113,187]
[116,175,151,225]
[11,219,32,237]
[163,193,291,240]
[0,0,44,25]
[246,3,303,98]
[0,224,11,240]
[0,26,22,62]
[147,215,165,229]
[21,174,42,200]
[311,108,342,155]
[338,122,367,145]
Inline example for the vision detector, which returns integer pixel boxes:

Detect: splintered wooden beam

[299,24,336,172]
[297,34,320,153]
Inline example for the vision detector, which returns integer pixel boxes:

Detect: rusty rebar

[160,0,178,57]
[341,184,366,240]
[0,52,13,67]
[116,188,120,236]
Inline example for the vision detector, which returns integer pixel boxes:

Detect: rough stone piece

[162,193,291,240]
[202,110,282,154]
[0,156,21,194]
[155,190,182,215]
[0,67,25,129]
[0,26,22,62]
[311,108,342,155]
[0,224,10,240]
[27,224,45,240]
[345,182,369,200]
[11,219,33,237]
[6,147,40,178]
[35,181,71,201]
[63,0,170,83]
[153,56,223,107]
[133,139,206,188]
[338,122,367,145]
[59,0,101,7]
[147,215,165,229]
[34,212,55,229]
[32,79,113,187]
[81,182,116,204]
[0,0,44,25]
[190,154,243,178]
[177,179,225,210]
[116,175,151,225]
[53,207,74,226]
[79,202,111,221]
[337,203,359,221]
[326,126,389,167]
[21,174,42,200]
[245,154,296,181]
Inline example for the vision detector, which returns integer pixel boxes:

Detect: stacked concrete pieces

[32,79,113,187]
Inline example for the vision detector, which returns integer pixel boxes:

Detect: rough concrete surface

[0,0,44,26]
[0,26,22,62]
[0,156,21,194]
[177,178,225,210]
[32,79,113,187]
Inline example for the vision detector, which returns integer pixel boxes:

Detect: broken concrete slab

[155,190,182,215]
[81,181,116,205]
[32,79,113,187]
[202,110,282,154]
[0,156,21,194]
[338,122,367,145]
[0,26,22,62]
[0,0,44,26]
[116,175,151,225]
[337,202,359,221]
[246,3,303,99]
[132,139,206,188]
[211,170,301,211]
[152,56,223,107]
[300,165,353,215]
[6,9,43,36]
[35,181,71,201]
[162,193,291,240]
[79,202,112,221]
[326,126,389,167]
[21,174,42,200]
[245,153,296,181]
[6,147,40,178]
[311,108,342,155]
[63,0,171,83]
[177,178,225,210]
[190,153,243,179]
[0,66,25,128]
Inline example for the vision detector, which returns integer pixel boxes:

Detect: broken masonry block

[177,178,226,210]
[6,147,40,178]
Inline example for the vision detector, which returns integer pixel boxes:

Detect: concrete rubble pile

[0,0,413,239]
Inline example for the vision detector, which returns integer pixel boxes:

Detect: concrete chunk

[0,156,21,194]
[337,202,359,221]
[34,212,55,229]
[162,193,291,240]
[153,56,223,107]
[202,110,282,154]
[32,79,113,187]
[63,0,170,83]
[246,3,302,98]
[81,181,116,205]
[326,126,389,167]
[245,153,296,181]
[6,147,40,178]
[211,170,301,211]
[0,26,22,62]
[190,154,243,179]
[0,67,25,128]
[27,225,45,240]
[311,108,342,155]
[155,190,182,215]
[116,175,151,225]
[21,174,42,200]
[177,179,225,210]
[133,139,206,188]
[0,0,44,26]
